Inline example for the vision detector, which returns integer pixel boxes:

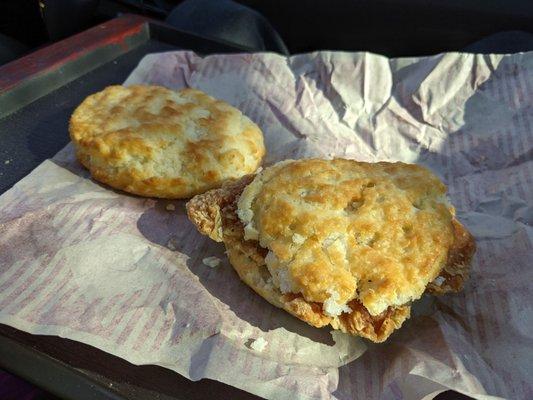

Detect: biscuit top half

[237,159,455,316]
[69,85,265,198]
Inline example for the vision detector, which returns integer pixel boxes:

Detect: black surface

[166,0,289,55]
[0,334,124,400]
[0,324,259,400]
[238,0,533,56]
[0,0,48,47]
[463,30,533,53]
[0,32,28,65]
[41,0,101,41]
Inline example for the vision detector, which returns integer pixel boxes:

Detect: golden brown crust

[221,215,410,342]
[186,175,254,242]
[70,85,265,198]
[237,159,462,316]
[186,160,475,343]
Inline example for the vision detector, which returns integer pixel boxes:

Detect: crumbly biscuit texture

[69,85,265,198]
[237,159,464,316]
[187,159,475,342]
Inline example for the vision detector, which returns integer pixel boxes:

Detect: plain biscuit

[187,159,475,342]
[69,85,265,198]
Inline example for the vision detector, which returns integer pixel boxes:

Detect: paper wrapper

[1,50,532,400]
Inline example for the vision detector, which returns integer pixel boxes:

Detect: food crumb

[433,276,445,286]
[250,337,268,352]
[4,160,10,164]
[292,233,305,245]
[167,238,178,251]
[202,256,221,268]
[323,289,352,317]
[166,204,176,211]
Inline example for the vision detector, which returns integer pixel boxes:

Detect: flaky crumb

[166,204,176,211]
[233,158,465,316]
[292,233,305,245]
[202,256,221,268]
[433,276,445,286]
[250,337,267,352]
[323,289,352,317]
[167,238,177,251]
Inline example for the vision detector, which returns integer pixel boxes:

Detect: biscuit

[187,159,475,342]
[69,85,265,198]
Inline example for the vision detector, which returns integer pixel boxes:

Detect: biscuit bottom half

[186,176,474,342]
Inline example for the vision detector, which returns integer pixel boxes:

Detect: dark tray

[0,14,258,400]
[0,14,469,400]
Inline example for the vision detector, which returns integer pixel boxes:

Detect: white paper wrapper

[1,50,532,400]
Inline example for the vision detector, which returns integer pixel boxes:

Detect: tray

[0,14,469,400]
